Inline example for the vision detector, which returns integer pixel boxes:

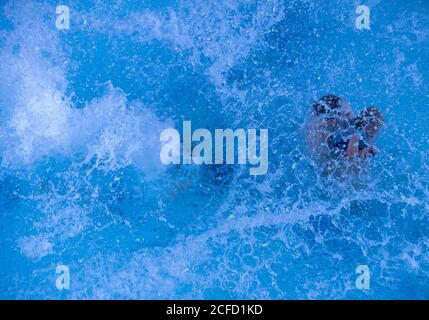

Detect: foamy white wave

[0,2,170,174]
[1,1,172,262]
[72,84,171,174]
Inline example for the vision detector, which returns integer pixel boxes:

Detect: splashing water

[0,0,428,299]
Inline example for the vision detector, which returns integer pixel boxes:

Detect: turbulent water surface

[0,0,428,299]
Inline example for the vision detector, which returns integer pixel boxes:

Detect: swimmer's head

[355,107,385,138]
[312,95,353,120]
[312,95,342,115]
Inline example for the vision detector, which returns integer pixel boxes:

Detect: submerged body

[305,95,384,176]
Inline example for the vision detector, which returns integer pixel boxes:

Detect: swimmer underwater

[306,94,385,175]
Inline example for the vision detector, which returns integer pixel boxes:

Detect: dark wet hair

[354,106,385,129]
[312,94,342,115]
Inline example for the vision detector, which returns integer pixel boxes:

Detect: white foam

[0,2,170,175]
[17,234,54,259]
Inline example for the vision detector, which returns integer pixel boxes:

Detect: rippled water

[0,0,428,299]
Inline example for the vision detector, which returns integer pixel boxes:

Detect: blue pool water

[0,0,428,299]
